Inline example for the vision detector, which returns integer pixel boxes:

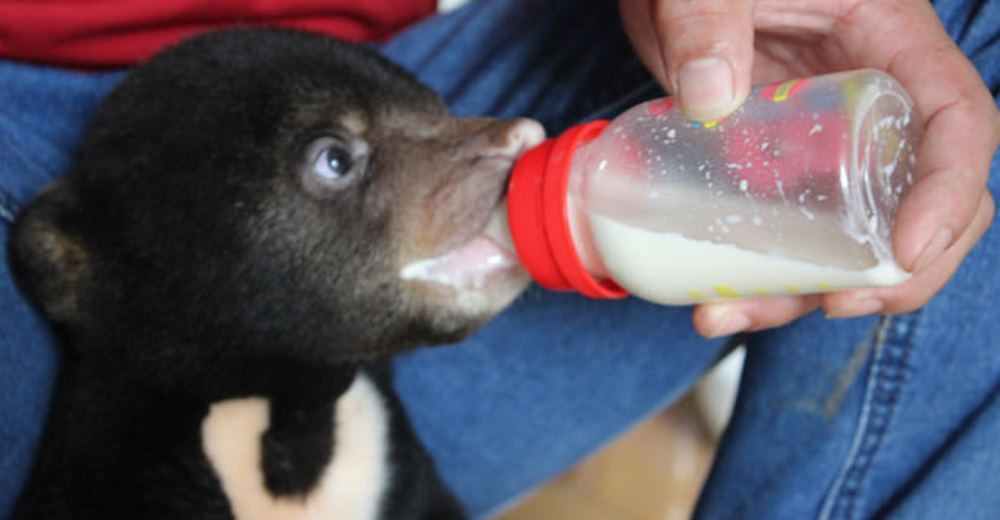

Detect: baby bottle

[503,69,921,305]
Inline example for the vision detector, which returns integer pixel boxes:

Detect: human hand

[620,0,999,338]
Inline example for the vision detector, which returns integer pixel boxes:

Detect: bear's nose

[453,117,546,160]
[483,118,546,158]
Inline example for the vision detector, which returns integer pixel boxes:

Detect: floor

[496,395,719,520]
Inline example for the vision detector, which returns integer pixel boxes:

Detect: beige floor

[497,396,718,520]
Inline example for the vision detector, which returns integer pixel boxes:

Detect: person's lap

[0,0,997,519]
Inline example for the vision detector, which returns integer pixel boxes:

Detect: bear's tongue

[399,225,519,290]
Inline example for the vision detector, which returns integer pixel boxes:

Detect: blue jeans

[2,0,998,518]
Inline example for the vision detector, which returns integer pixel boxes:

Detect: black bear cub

[9,28,544,520]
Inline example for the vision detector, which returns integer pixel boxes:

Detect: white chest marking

[201,374,391,520]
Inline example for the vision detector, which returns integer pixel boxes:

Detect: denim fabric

[1,0,998,519]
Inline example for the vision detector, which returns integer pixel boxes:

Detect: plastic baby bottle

[503,69,921,305]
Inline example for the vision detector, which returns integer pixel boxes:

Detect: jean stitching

[1,108,69,179]
[0,188,18,223]
[819,313,919,520]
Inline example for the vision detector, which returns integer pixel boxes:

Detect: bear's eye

[313,145,353,181]
[301,136,368,192]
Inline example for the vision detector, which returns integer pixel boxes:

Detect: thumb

[651,0,754,121]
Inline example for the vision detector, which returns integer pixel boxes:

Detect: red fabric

[0,0,436,68]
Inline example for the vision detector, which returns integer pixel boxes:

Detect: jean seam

[819,313,919,520]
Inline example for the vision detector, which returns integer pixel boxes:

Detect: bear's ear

[9,181,90,325]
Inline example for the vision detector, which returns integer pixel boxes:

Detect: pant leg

[0,63,125,516]
[696,1,1000,518]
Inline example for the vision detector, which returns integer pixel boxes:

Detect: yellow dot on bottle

[784,285,801,294]
[713,285,740,298]
[752,288,771,296]
[687,289,706,300]
[773,80,798,102]
[817,283,833,291]
[703,120,719,129]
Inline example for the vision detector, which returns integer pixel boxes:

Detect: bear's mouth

[398,120,544,294]
[399,203,520,291]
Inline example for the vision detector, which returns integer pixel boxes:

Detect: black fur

[9,28,533,519]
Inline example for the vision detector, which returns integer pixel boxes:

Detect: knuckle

[653,0,742,30]
[927,176,970,217]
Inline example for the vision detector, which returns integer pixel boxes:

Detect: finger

[892,82,998,273]
[650,0,755,121]
[836,1,1000,272]
[693,294,822,338]
[824,191,995,318]
[620,0,670,88]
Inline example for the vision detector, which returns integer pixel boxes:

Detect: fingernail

[912,227,954,272]
[826,298,884,319]
[678,57,735,121]
[707,310,751,339]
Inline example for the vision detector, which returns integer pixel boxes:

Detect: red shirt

[0,0,436,68]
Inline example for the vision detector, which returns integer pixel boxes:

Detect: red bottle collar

[506,120,628,299]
